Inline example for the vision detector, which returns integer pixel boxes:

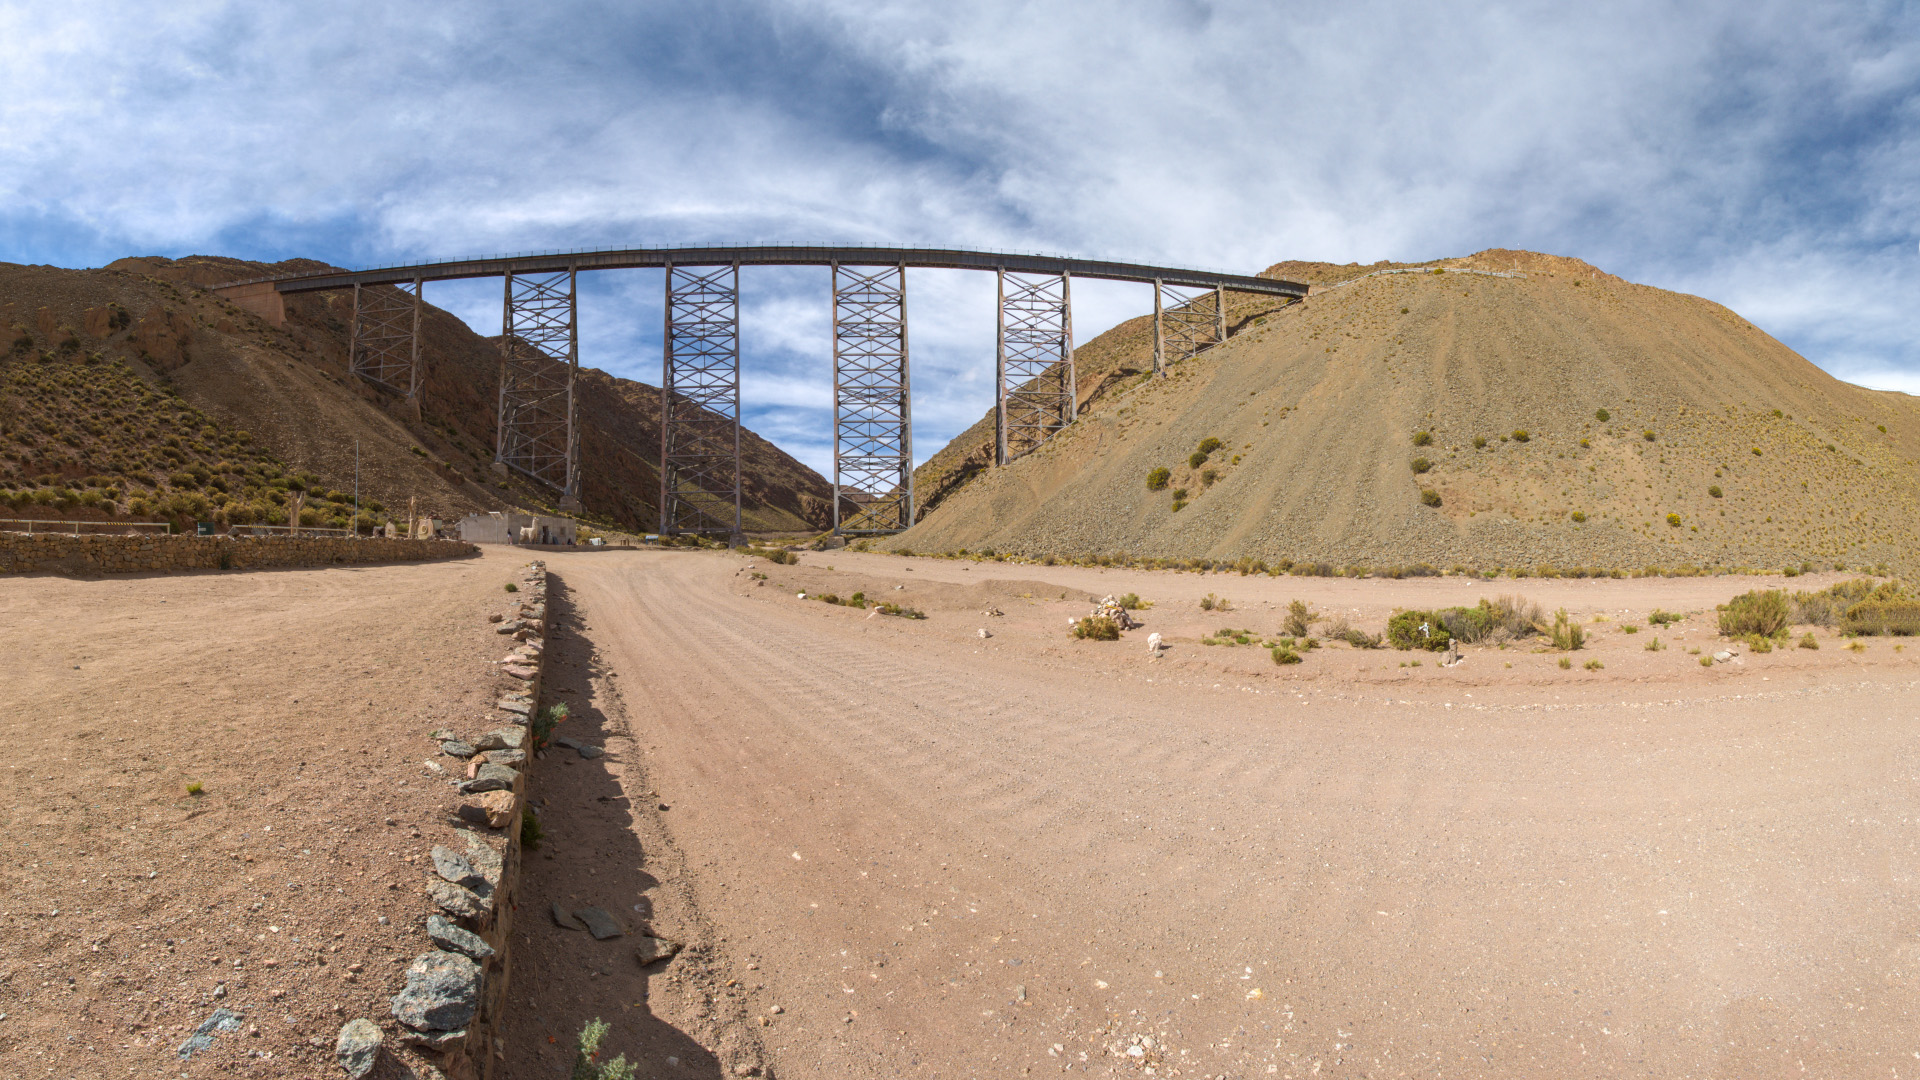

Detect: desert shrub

[1472,435,1487,449]
[1648,609,1681,626]
[1146,466,1170,490]
[1040,553,1057,566]
[1708,485,1722,498]
[1559,657,1573,669]
[1410,457,1432,474]
[1751,447,1762,455]
[1195,436,1223,455]
[1412,430,1433,446]
[1799,632,1819,649]
[570,1017,635,1080]
[764,549,797,565]
[1437,603,1495,643]
[1595,408,1610,422]
[1189,451,1209,469]
[1271,646,1302,665]
[1489,595,1543,637]
[1570,510,1587,522]
[1789,578,1901,626]
[1200,592,1230,611]
[1201,468,1219,486]
[1420,488,1442,507]
[1643,430,1656,441]
[1645,636,1666,651]
[1283,599,1315,637]
[1844,600,1920,636]
[874,602,925,619]
[1584,659,1604,670]
[1511,430,1530,443]
[1073,616,1121,640]
[1719,590,1789,638]
[1666,513,1682,527]
[1117,593,1147,610]
[1548,609,1585,651]
[1746,634,1774,653]
[1387,610,1452,651]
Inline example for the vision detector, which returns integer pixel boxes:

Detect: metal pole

[730,261,743,542]
[408,275,423,419]
[349,283,363,378]
[562,264,581,512]
[1215,285,1226,346]
[995,268,1008,466]
[494,272,512,468]
[1062,271,1077,420]
[898,262,914,528]
[659,263,673,535]
[353,439,360,537]
[829,262,843,535]
[1152,278,1165,378]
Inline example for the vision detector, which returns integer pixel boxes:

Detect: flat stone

[495,621,522,634]
[502,665,538,680]
[426,878,489,921]
[552,901,587,931]
[577,744,605,760]
[177,1007,243,1059]
[463,835,503,888]
[553,737,580,750]
[334,1018,382,1079]
[634,935,683,966]
[489,727,527,750]
[455,790,517,829]
[574,906,625,940]
[399,1027,467,1051]
[460,764,519,794]
[497,699,533,717]
[426,915,495,961]
[429,729,458,741]
[440,739,476,759]
[390,951,481,1032]
[431,846,483,889]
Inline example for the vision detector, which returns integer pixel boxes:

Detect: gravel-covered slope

[897,250,1920,574]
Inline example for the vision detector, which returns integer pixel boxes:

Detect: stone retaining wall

[0,533,478,575]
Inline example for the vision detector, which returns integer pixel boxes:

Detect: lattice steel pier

[1151,280,1227,376]
[659,264,743,538]
[832,264,913,534]
[495,267,581,510]
[349,277,423,411]
[996,270,1076,465]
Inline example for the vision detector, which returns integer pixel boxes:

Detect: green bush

[1595,408,1610,422]
[1387,610,1452,651]
[1645,636,1666,651]
[1472,435,1487,449]
[1117,593,1146,610]
[1719,590,1789,638]
[1189,451,1209,469]
[1420,488,1442,507]
[1283,599,1315,637]
[1145,466,1170,491]
[1438,603,1495,643]
[1511,430,1530,443]
[874,602,925,619]
[1844,600,1920,636]
[764,549,798,565]
[1708,485,1722,498]
[1271,646,1302,665]
[1410,457,1432,474]
[1412,430,1433,446]
[1196,436,1223,455]
[1798,632,1819,650]
[1666,513,1682,527]
[1073,616,1121,640]
[1548,609,1585,651]
[1644,430,1656,441]
[570,1018,636,1080]
[1648,609,1681,626]
[1570,510,1587,522]
[1790,578,1903,626]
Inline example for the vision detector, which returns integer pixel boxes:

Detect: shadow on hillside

[501,574,724,1079]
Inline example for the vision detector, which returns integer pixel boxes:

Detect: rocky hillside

[0,256,830,533]
[896,250,1920,574]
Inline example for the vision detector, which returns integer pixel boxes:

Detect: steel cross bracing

[659,264,743,538]
[349,278,422,408]
[995,270,1076,465]
[1151,281,1228,376]
[831,264,913,535]
[495,268,580,507]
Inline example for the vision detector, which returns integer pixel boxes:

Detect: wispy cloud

[3,1,1917,474]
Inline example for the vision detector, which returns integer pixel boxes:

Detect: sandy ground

[0,549,532,1078]
[527,547,1920,1079]
[11,546,1920,1078]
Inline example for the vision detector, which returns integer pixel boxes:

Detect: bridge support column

[1151,280,1227,374]
[494,266,581,511]
[659,263,743,540]
[995,270,1076,465]
[831,263,912,535]
[349,276,424,415]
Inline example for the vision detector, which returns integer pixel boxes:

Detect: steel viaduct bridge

[215,245,1307,537]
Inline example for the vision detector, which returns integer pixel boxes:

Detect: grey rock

[574,906,625,940]
[495,620,523,634]
[634,935,683,966]
[486,748,526,768]
[430,846,483,889]
[390,951,481,1032]
[334,1018,382,1078]
[425,915,494,961]
[177,1007,243,1059]
[399,1027,467,1051]
[577,743,605,760]
[486,727,527,751]
[459,764,519,794]
[551,901,587,931]
[553,737,580,750]
[440,739,476,759]
[497,699,533,717]
[427,878,489,921]
[1713,650,1735,663]
[429,729,457,741]
[463,835,504,888]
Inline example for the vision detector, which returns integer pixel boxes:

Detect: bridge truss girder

[1152,279,1227,376]
[996,270,1077,465]
[349,277,422,410]
[832,264,913,535]
[495,267,580,509]
[659,264,743,538]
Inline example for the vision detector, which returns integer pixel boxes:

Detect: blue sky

[3,2,1916,476]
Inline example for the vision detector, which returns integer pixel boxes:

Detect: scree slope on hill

[0,256,830,532]
[897,250,1920,574]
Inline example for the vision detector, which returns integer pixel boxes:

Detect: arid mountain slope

[898,250,1920,573]
[0,255,829,532]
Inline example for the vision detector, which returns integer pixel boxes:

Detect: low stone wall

[0,533,477,575]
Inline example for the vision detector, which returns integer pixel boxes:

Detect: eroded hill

[0,256,830,532]
[898,250,1920,574]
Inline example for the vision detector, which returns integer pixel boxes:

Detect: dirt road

[524,548,1920,1079]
